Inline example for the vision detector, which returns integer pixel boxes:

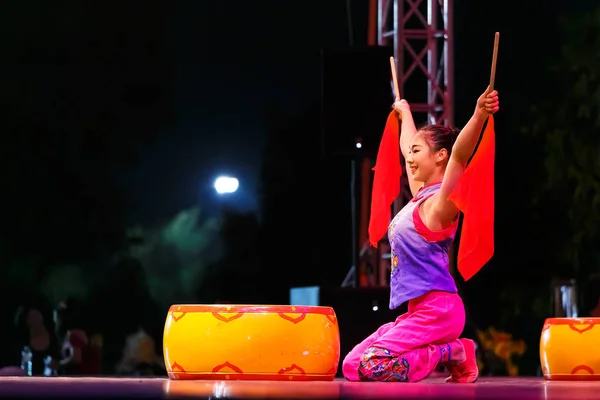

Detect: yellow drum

[540,317,600,380]
[163,304,340,381]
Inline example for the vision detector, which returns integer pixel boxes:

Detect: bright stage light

[214,176,239,194]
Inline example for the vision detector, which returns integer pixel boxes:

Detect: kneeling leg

[357,340,465,382]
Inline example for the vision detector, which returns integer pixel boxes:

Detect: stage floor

[0,376,597,399]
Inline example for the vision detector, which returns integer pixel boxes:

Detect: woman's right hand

[393,99,410,118]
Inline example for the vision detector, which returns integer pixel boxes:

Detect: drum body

[163,304,340,381]
[540,317,600,380]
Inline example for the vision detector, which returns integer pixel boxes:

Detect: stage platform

[0,376,596,399]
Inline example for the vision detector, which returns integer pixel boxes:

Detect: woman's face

[405,131,448,182]
[406,132,435,182]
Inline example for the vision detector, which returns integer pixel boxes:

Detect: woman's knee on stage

[357,346,409,382]
[341,351,355,371]
[341,347,364,381]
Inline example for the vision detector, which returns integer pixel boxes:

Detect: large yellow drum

[163,304,340,381]
[540,317,600,380]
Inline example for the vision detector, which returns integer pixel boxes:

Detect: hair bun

[450,127,460,145]
[418,124,460,157]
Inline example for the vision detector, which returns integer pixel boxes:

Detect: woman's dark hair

[419,124,461,157]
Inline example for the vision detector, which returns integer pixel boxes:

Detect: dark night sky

[0,0,594,263]
[124,1,365,224]
[123,0,593,224]
[118,0,599,294]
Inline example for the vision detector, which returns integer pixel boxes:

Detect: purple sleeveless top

[388,183,458,309]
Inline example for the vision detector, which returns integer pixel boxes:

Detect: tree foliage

[523,8,600,273]
[128,207,221,309]
[40,264,89,305]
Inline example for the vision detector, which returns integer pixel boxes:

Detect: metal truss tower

[357,0,455,287]
[375,0,454,211]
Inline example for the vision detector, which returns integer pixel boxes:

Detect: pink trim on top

[413,194,458,242]
[411,181,443,202]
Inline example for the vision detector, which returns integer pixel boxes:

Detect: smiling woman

[345,86,500,384]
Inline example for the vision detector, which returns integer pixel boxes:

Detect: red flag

[368,111,402,247]
[448,115,496,281]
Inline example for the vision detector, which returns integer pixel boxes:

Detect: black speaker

[320,46,394,158]
[290,286,407,377]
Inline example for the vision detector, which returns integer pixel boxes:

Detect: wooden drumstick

[389,56,401,101]
[489,32,500,90]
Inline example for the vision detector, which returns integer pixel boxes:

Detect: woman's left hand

[476,86,500,115]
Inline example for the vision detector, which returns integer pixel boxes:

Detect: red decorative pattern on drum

[278,364,306,375]
[212,362,244,374]
[568,324,595,334]
[277,313,307,324]
[169,304,335,315]
[571,365,594,375]
[171,362,186,373]
[212,312,245,323]
[171,312,187,322]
